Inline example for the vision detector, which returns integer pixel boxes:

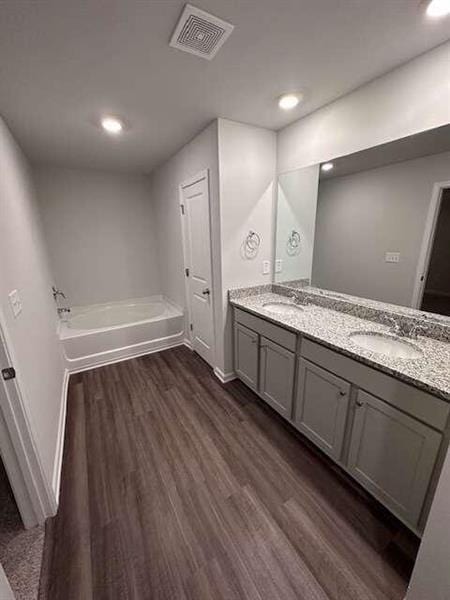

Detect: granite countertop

[230,292,450,401]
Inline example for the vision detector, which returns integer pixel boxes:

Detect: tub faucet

[57,307,71,316]
[52,286,66,301]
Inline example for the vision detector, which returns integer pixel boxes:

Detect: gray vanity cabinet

[232,307,448,532]
[294,358,351,461]
[348,390,442,526]
[259,337,295,419]
[234,322,259,391]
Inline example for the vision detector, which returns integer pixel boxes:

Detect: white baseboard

[183,338,193,350]
[66,332,185,374]
[52,368,69,504]
[213,367,236,384]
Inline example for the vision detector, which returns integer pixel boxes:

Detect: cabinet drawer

[348,390,442,527]
[234,307,297,352]
[259,337,295,419]
[294,358,350,462]
[301,338,449,431]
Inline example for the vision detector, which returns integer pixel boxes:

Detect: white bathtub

[60,296,184,371]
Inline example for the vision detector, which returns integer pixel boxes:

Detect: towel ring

[245,230,260,252]
[288,230,300,249]
[286,230,301,256]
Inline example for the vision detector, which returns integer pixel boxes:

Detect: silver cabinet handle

[339,390,346,396]
[202,288,210,296]
[355,399,364,407]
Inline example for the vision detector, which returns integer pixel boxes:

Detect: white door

[181,171,215,366]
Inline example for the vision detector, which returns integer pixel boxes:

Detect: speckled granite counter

[230,291,450,401]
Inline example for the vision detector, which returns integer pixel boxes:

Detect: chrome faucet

[384,315,424,339]
[289,291,309,306]
[52,286,66,301]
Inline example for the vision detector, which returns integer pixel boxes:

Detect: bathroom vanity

[230,285,450,535]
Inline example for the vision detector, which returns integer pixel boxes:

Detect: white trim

[183,338,193,350]
[0,564,14,600]
[51,368,69,503]
[66,332,185,374]
[411,180,450,308]
[0,317,54,527]
[213,367,236,384]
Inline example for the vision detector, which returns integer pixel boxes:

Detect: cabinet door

[348,390,442,527]
[294,358,350,461]
[259,337,295,419]
[234,323,259,391]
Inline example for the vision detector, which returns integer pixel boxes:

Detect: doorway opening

[420,187,450,315]
[0,454,44,598]
[412,182,450,314]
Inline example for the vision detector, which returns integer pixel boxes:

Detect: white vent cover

[170,4,234,60]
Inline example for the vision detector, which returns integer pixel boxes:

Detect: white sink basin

[349,331,423,359]
[263,302,304,315]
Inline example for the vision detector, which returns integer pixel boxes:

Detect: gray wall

[0,117,65,492]
[148,121,222,356]
[34,166,161,307]
[312,151,450,306]
[149,119,277,377]
[277,41,450,174]
[218,118,277,375]
[407,445,450,600]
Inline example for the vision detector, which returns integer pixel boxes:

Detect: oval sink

[262,302,304,315]
[349,331,423,359]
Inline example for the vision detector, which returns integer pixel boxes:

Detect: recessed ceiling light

[278,93,302,110]
[321,162,334,172]
[426,0,450,17]
[100,116,124,135]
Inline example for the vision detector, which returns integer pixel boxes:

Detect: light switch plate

[262,260,271,275]
[275,259,282,273]
[8,289,22,318]
[385,252,400,263]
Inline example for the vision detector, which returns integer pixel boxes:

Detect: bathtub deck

[39,346,418,599]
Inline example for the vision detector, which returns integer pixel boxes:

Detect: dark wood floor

[39,346,418,600]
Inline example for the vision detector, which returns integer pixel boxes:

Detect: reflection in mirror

[275,165,319,285]
[274,125,450,317]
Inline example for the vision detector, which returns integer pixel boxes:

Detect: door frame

[411,180,450,309]
[0,314,54,528]
[179,169,216,365]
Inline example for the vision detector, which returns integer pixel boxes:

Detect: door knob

[355,399,364,407]
[202,288,211,296]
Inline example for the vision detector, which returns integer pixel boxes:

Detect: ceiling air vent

[169,4,234,60]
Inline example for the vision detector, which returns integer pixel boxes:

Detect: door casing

[0,313,54,528]
[179,169,217,367]
[411,181,450,309]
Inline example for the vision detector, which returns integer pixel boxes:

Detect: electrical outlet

[275,259,282,273]
[262,260,270,275]
[8,289,22,318]
[385,252,400,263]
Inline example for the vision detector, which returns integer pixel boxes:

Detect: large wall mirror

[274,125,450,317]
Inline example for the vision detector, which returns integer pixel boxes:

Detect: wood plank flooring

[39,346,418,599]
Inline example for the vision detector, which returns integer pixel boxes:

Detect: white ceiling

[0,0,448,174]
